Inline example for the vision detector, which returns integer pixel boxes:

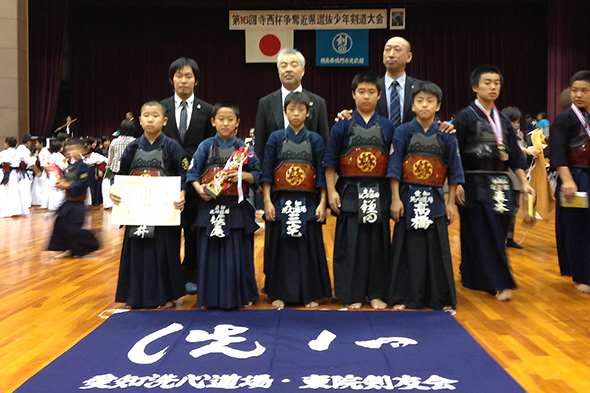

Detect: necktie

[389,81,401,127]
[179,101,188,141]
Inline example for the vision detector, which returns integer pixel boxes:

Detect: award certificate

[111,175,181,226]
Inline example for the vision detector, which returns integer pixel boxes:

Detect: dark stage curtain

[547,0,590,120]
[66,1,548,138]
[29,0,69,137]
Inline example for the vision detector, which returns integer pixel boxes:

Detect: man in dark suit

[161,57,216,293]
[254,48,330,165]
[336,36,452,132]
[376,36,417,125]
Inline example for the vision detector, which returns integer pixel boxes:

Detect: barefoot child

[261,91,332,308]
[454,65,535,302]
[387,81,464,310]
[186,101,261,309]
[324,71,396,309]
[111,101,187,309]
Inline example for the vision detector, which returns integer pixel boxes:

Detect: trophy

[204,146,254,198]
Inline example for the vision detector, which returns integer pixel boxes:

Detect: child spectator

[186,101,261,309]
[47,138,99,258]
[454,65,535,302]
[111,101,187,309]
[324,71,396,309]
[550,70,590,294]
[46,140,67,211]
[261,91,331,308]
[0,136,35,217]
[388,81,464,310]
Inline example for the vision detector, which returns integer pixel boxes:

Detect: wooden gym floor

[1,206,589,392]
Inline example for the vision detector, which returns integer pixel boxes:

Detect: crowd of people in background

[1,36,589,312]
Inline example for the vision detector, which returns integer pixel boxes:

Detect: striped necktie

[389,80,401,127]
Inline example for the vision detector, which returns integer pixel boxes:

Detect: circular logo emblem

[332,32,353,54]
[412,159,433,180]
[357,152,377,172]
[286,166,306,186]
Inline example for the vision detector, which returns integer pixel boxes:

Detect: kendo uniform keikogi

[550,104,590,286]
[324,110,395,304]
[261,126,332,305]
[47,159,99,256]
[387,119,464,309]
[187,135,260,309]
[454,102,527,294]
[114,134,187,308]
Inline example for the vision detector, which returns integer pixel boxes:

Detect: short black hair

[501,106,522,122]
[21,135,31,144]
[56,132,68,142]
[119,119,135,136]
[168,57,200,84]
[211,100,240,119]
[470,64,504,87]
[36,137,46,146]
[411,80,443,103]
[6,137,17,147]
[537,112,547,119]
[67,138,85,146]
[50,140,63,153]
[571,70,590,85]
[140,100,166,116]
[284,92,311,112]
[351,71,382,93]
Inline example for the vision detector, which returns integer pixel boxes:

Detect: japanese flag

[245,29,294,63]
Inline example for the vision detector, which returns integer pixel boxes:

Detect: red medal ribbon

[474,99,503,144]
[571,103,590,139]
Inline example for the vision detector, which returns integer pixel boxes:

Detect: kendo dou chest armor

[567,123,590,168]
[461,120,509,173]
[129,147,168,177]
[200,141,249,196]
[339,121,388,177]
[273,137,316,191]
[402,130,448,187]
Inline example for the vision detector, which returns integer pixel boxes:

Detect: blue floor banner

[15,309,525,392]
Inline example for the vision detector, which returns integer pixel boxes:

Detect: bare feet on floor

[346,302,363,309]
[370,299,387,309]
[393,304,406,310]
[54,250,72,259]
[243,302,253,308]
[495,289,512,301]
[305,301,319,308]
[574,283,590,294]
[158,301,175,309]
[272,299,285,309]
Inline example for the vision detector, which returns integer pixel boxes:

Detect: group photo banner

[230,9,387,30]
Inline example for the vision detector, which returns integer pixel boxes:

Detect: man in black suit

[161,57,216,293]
[336,36,452,132]
[376,36,417,125]
[254,48,329,165]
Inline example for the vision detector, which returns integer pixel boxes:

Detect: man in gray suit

[161,57,216,294]
[254,49,330,165]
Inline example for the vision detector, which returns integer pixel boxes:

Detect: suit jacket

[161,95,216,160]
[376,75,418,124]
[254,88,329,164]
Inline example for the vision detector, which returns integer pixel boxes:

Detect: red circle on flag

[259,34,281,57]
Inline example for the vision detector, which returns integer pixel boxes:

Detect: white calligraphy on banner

[80,324,460,391]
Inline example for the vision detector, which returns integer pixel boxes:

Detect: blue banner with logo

[316,30,368,67]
